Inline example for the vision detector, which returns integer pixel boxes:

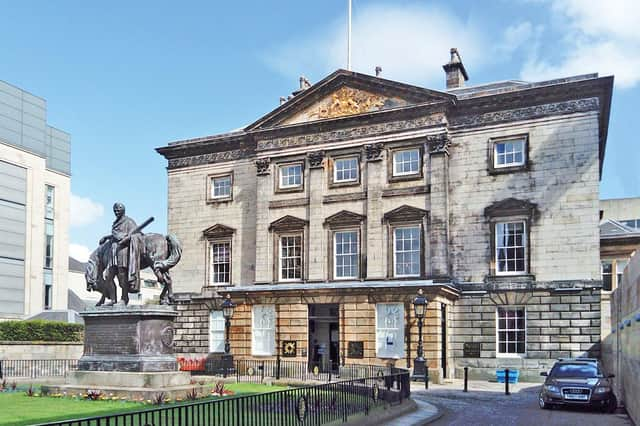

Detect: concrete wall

[601,250,640,424]
[601,197,640,222]
[0,342,82,359]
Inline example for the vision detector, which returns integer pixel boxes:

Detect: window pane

[393,149,420,176]
[394,227,420,276]
[211,242,231,284]
[280,164,303,188]
[334,158,358,182]
[495,221,526,273]
[252,305,276,356]
[497,307,526,354]
[212,176,231,198]
[494,139,525,167]
[280,236,302,280]
[210,310,226,353]
[335,231,359,278]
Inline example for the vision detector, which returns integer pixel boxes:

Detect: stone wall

[601,250,640,425]
[172,292,453,383]
[0,342,83,360]
[452,287,601,382]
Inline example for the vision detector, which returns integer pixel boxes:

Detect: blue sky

[1,0,638,260]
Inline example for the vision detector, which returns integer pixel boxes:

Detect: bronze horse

[85,233,182,306]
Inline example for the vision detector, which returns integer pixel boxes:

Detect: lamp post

[411,289,428,384]
[221,294,236,354]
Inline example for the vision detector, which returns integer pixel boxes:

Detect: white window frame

[279,234,303,282]
[333,230,359,280]
[209,240,231,285]
[210,175,232,199]
[393,226,421,278]
[279,163,303,189]
[375,303,405,359]
[252,305,276,356]
[493,138,526,168]
[392,148,421,177]
[333,157,359,183]
[496,306,527,357]
[209,310,226,353]
[495,221,527,276]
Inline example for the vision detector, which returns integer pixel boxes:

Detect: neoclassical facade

[157,55,613,382]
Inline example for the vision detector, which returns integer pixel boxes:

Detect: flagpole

[347,0,352,70]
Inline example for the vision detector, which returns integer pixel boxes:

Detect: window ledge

[488,164,529,175]
[388,173,423,183]
[206,197,233,204]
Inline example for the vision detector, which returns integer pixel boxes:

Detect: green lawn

[0,383,288,426]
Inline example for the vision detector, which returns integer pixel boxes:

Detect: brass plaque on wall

[463,342,481,358]
[347,341,364,358]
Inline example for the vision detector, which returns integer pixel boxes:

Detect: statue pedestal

[43,306,213,399]
[78,305,179,372]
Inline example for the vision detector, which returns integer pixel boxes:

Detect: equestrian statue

[85,202,182,306]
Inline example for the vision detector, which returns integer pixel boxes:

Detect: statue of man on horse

[85,202,182,306]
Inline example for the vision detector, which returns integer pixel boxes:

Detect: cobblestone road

[410,381,632,426]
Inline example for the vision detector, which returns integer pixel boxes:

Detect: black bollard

[425,365,429,389]
[505,368,510,395]
[463,367,468,392]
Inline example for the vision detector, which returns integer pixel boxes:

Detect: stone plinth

[78,305,178,372]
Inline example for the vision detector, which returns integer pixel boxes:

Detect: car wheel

[539,396,551,410]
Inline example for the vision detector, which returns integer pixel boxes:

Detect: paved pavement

[404,380,632,426]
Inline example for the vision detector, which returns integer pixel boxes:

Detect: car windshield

[552,363,599,378]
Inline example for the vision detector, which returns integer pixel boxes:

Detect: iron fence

[40,369,411,426]
[0,359,78,379]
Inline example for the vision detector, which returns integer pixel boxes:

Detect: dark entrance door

[308,304,339,373]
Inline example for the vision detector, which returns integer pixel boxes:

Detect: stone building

[0,80,71,319]
[157,50,613,382]
[599,197,640,338]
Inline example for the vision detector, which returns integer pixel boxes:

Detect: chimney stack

[442,48,468,89]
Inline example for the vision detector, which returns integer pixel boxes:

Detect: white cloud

[521,0,640,88]
[69,243,91,262]
[495,22,543,57]
[70,193,104,227]
[263,3,487,87]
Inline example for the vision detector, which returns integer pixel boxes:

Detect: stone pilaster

[307,151,326,281]
[428,135,450,278]
[255,158,273,283]
[364,144,386,279]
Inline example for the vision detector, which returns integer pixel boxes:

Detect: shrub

[0,320,83,342]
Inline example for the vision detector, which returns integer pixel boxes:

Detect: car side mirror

[540,372,548,376]
[608,374,615,378]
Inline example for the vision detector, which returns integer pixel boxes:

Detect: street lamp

[411,289,428,384]
[221,294,236,354]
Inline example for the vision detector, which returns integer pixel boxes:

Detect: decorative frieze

[256,114,446,151]
[255,158,271,175]
[452,98,599,128]
[167,149,247,169]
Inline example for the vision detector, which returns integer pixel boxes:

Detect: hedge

[0,320,83,342]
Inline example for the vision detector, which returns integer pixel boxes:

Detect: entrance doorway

[308,304,339,373]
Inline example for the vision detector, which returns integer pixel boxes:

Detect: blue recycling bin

[496,369,519,384]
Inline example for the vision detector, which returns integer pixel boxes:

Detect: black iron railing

[0,359,78,379]
[40,369,410,426]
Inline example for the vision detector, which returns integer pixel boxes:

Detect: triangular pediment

[324,210,366,227]
[269,215,308,232]
[203,224,236,238]
[484,198,538,218]
[247,70,454,129]
[383,205,428,223]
